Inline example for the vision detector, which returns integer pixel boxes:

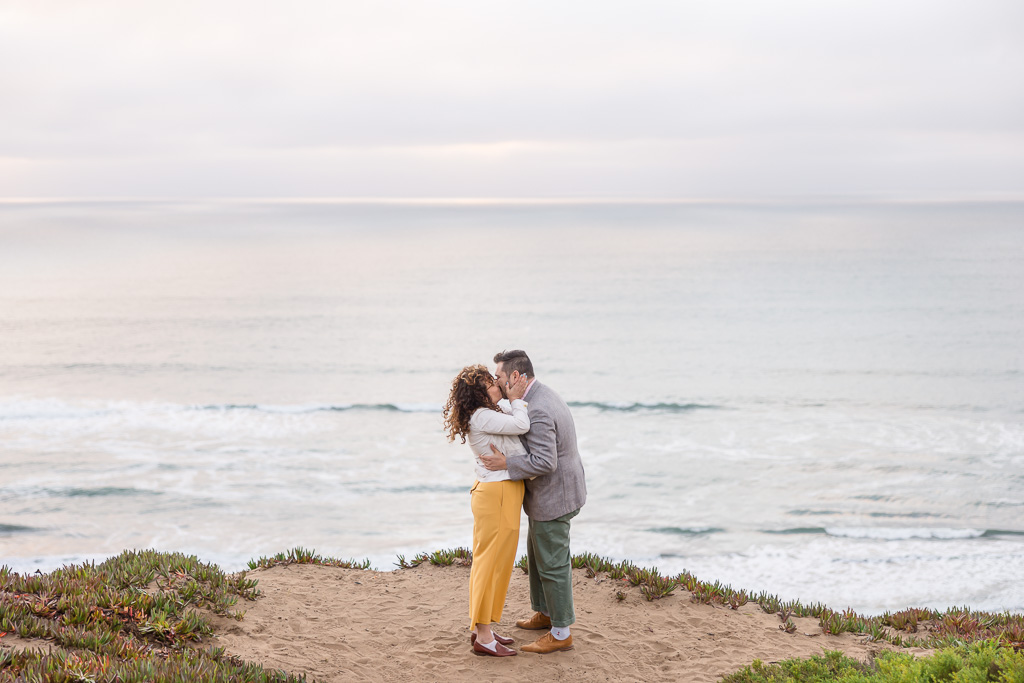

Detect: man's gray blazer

[504,380,587,521]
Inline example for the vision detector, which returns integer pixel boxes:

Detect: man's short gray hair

[493,349,535,378]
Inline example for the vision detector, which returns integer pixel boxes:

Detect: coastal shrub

[677,571,699,591]
[639,574,678,602]
[723,649,867,681]
[758,592,783,614]
[247,547,371,570]
[692,583,720,605]
[394,547,475,568]
[626,566,657,587]
[803,602,830,619]
[0,646,302,682]
[728,590,750,610]
[884,608,938,633]
[475,548,1024,650]
[607,560,636,580]
[424,547,472,566]
[819,608,865,636]
[571,552,620,575]
[722,641,1024,682]
[571,552,598,570]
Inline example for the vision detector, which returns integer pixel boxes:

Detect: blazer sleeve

[505,409,558,479]
[471,399,530,435]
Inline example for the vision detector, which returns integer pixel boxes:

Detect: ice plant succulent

[0,550,305,681]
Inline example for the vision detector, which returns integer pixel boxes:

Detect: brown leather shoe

[521,632,574,654]
[515,612,552,630]
[470,632,514,646]
[472,639,518,657]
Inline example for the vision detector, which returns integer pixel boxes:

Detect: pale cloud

[1,0,1022,197]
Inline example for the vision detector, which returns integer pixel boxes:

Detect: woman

[443,364,530,657]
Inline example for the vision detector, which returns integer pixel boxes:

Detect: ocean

[1,199,1022,615]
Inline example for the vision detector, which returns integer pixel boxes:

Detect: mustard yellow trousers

[468,479,525,629]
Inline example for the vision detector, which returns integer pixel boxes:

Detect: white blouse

[467,399,530,483]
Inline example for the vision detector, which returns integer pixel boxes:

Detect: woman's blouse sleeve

[471,399,530,435]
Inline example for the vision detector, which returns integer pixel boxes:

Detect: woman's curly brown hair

[443,364,501,443]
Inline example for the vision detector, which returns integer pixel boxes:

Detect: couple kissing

[443,349,587,658]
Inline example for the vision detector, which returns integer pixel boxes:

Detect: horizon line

[1,194,1024,206]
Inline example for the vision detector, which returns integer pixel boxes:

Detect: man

[479,349,586,654]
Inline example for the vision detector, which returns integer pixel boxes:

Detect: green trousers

[526,508,580,628]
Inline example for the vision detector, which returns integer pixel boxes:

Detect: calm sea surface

[1,200,1022,614]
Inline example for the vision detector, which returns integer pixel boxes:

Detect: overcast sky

[1,1,1022,199]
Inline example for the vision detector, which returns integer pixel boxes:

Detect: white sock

[477,637,498,651]
[551,626,570,640]
[541,610,550,617]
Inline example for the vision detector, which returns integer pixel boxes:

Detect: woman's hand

[505,373,529,400]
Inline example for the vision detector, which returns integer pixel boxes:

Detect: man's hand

[480,444,507,471]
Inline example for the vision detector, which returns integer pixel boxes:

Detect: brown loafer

[521,632,574,654]
[470,632,514,646]
[515,612,552,630]
[473,640,518,657]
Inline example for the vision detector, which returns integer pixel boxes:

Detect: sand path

[212,563,912,682]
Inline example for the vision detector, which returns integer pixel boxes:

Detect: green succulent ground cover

[1,546,1022,682]
[721,642,1024,682]
[1,548,315,682]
